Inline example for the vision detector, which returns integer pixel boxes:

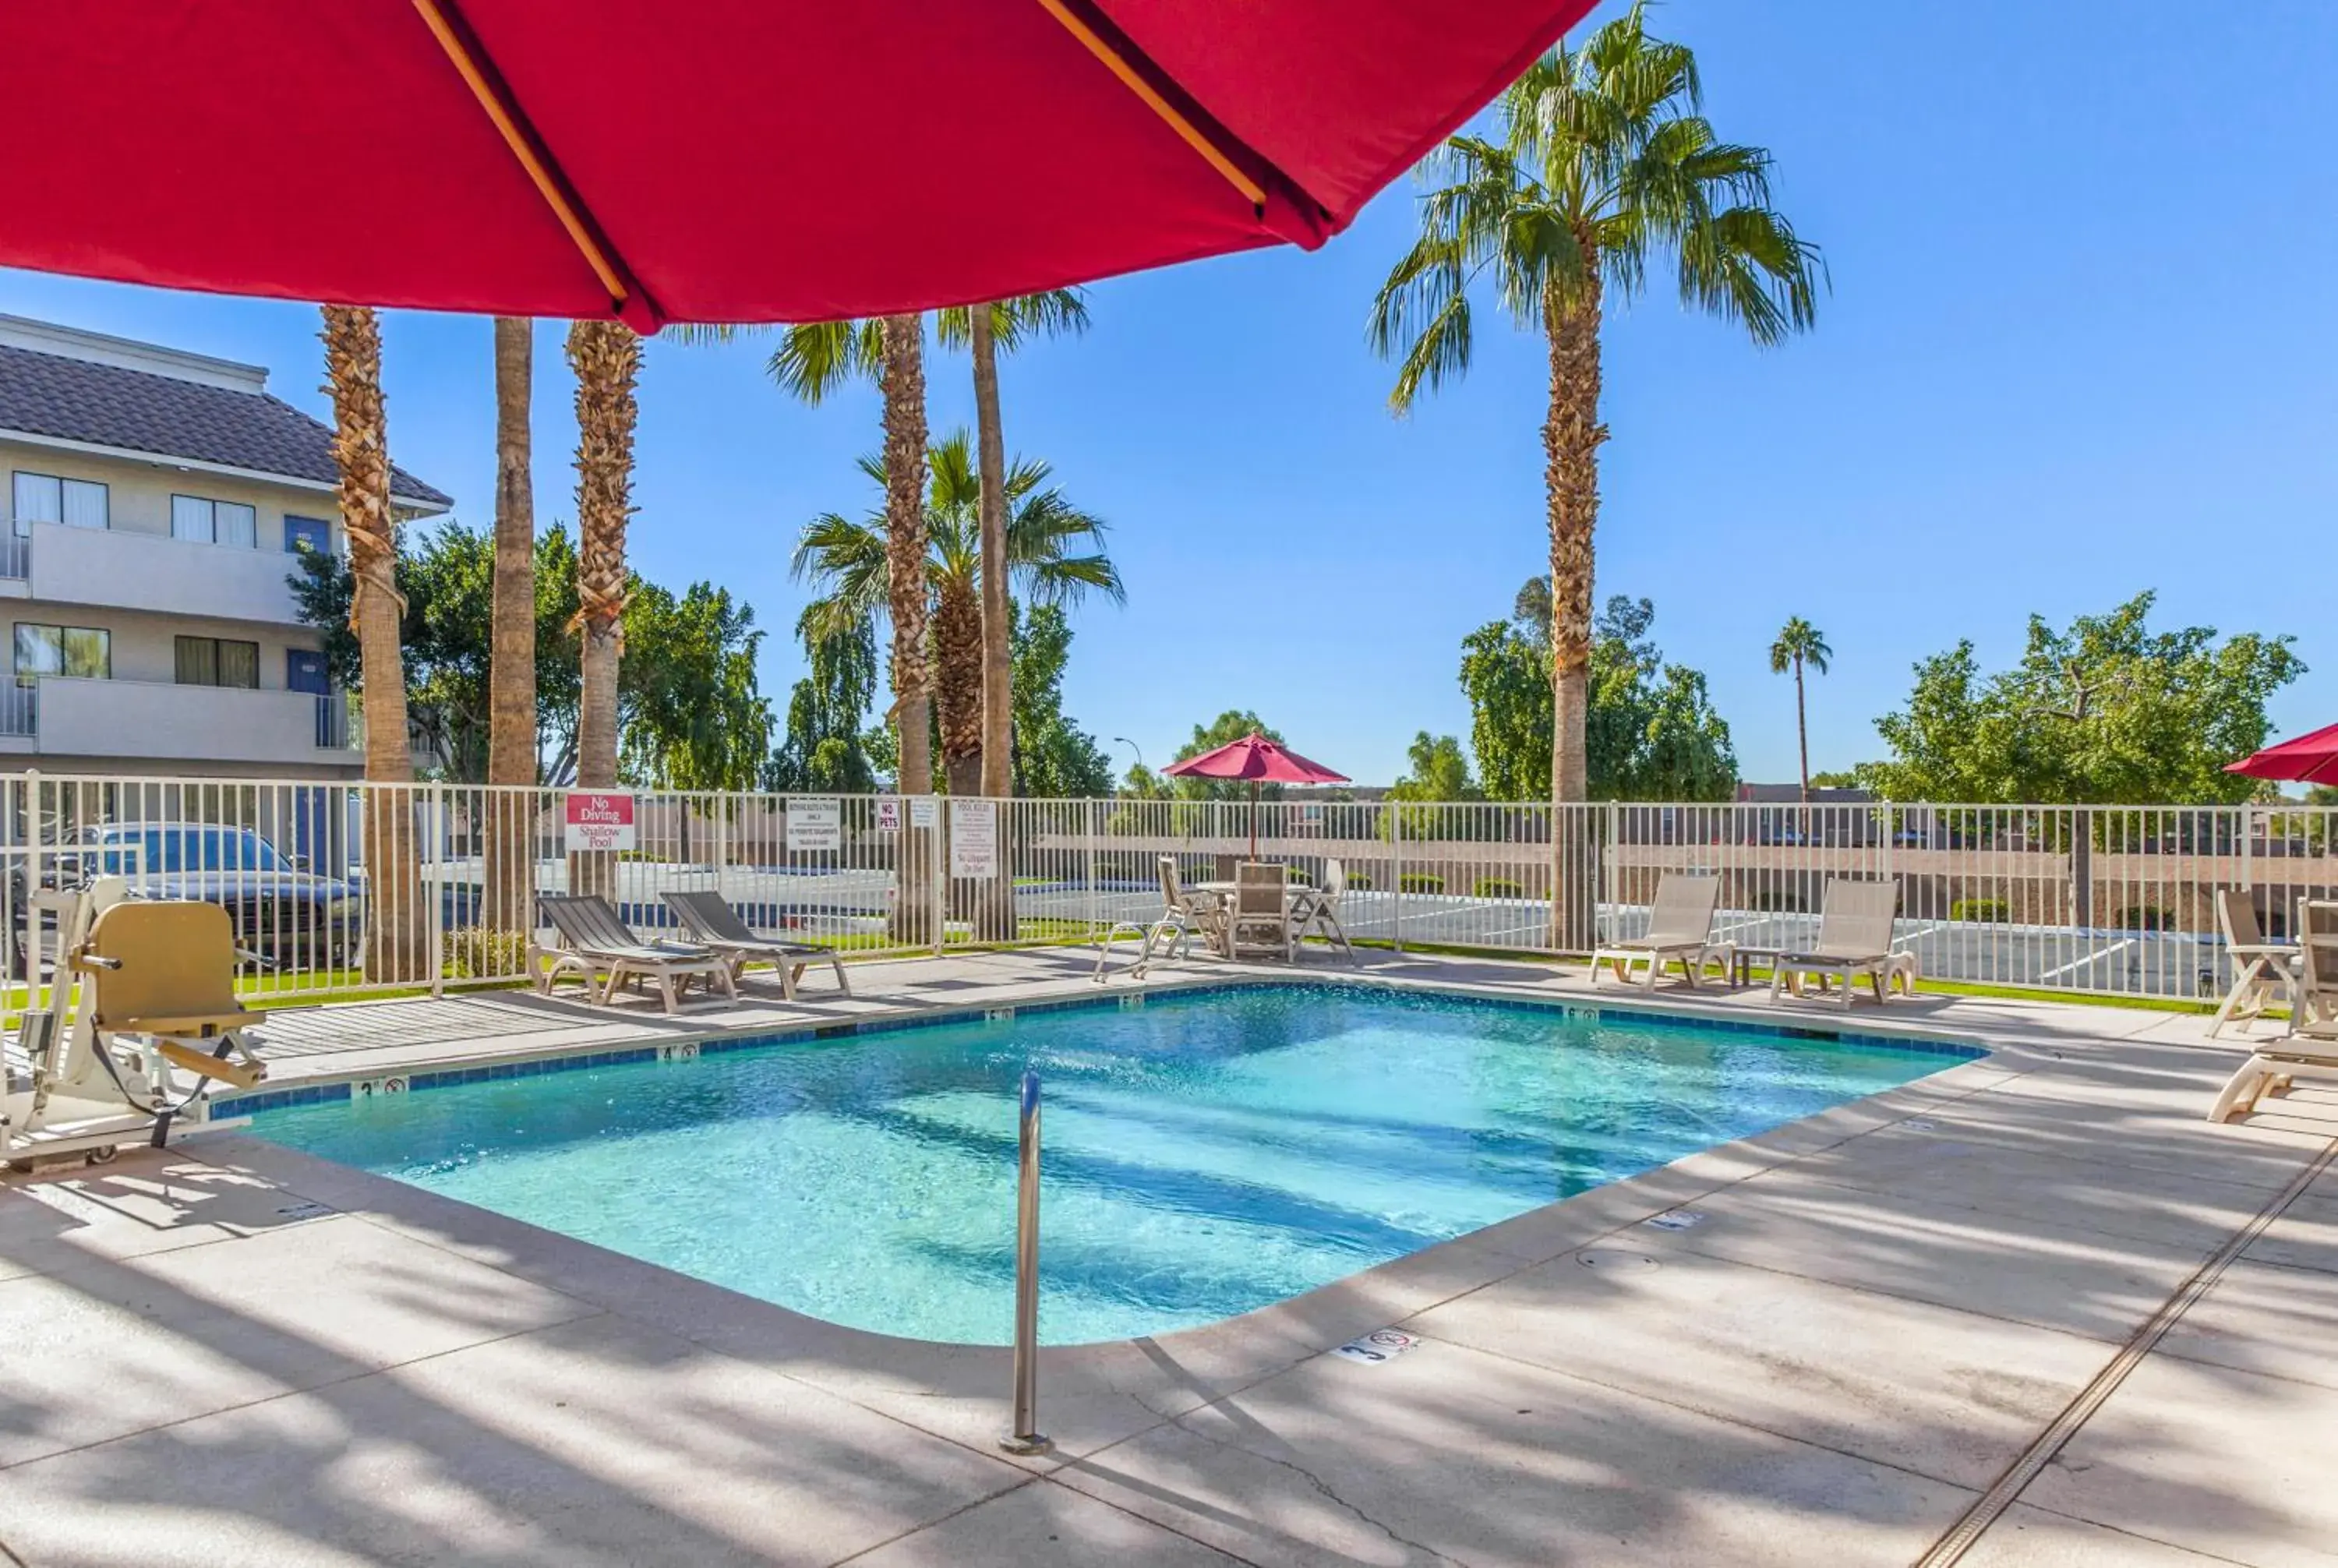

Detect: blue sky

[4,0,2331,786]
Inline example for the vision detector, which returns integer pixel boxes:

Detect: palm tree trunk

[881,313,936,943]
[321,305,426,982]
[566,320,640,902]
[1542,263,1605,950]
[934,577,984,797]
[971,307,1014,800]
[486,316,537,934]
[1795,656,1809,804]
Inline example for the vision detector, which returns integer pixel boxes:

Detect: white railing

[0,773,2329,1008]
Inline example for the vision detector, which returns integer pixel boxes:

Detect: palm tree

[793,430,1122,796]
[565,320,640,793]
[1768,616,1831,803]
[875,315,934,803]
[319,305,425,980]
[674,290,1085,796]
[935,295,1090,796]
[485,316,536,932]
[1372,2,1819,942]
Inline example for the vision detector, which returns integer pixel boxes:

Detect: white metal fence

[0,773,2329,1008]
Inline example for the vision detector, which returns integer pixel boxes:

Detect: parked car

[9,824,363,971]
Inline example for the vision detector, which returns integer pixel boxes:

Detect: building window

[171,494,257,548]
[11,472,108,533]
[175,636,260,689]
[284,515,331,554]
[14,624,111,685]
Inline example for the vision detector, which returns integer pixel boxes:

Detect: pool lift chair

[2,878,267,1167]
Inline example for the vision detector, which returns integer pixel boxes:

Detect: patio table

[1193,879,1312,960]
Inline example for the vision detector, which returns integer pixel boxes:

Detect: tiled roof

[0,341,451,509]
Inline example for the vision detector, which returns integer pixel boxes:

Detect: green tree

[1372,2,1818,814]
[1459,584,1736,802]
[619,582,772,791]
[793,431,1121,796]
[765,620,879,793]
[1859,592,2304,803]
[1008,603,1113,797]
[1388,733,1479,802]
[1168,712,1284,801]
[1768,616,1832,801]
[291,521,771,789]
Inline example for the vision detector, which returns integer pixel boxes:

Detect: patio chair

[1114,856,1224,979]
[2209,899,2338,1122]
[660,889,851,1002]
[1288,857,1358,965]
[1226,861,1295,962]
[2207,888,2301,1039]
[1769,879,1912,1009]
[534,892,736,1015]
[1591,873,1726,991]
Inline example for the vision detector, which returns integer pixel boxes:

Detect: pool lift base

[997,1432,1054,1457]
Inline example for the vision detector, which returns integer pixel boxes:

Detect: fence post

[429,782,446,998]
[1085,799,1100,938]
[1390,803,1404,953]
[1602,800,1619,948]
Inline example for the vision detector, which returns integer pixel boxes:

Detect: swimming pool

[247,984,1977,1345]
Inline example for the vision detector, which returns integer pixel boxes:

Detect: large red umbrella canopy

[2226,722,2338,786]
[1165,733,1349,786]
[4,2,1595,332]
[1165,733,1347,860]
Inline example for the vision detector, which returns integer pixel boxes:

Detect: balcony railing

[0,681,33,736]
[0,524,29,580]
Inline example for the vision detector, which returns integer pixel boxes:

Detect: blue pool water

[249,986,1973,1345]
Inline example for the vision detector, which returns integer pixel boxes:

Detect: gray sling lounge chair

[535,893,736,1015]
[660,890,852,1001]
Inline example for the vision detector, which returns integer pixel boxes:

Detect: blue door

[284,515,331,555]
[286,649,330,694]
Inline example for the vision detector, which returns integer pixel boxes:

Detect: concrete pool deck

[1,948,2333,1565]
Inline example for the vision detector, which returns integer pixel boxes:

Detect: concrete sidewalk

[0,950,2330,1565]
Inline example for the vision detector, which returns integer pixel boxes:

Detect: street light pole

[1112,736,1143,792]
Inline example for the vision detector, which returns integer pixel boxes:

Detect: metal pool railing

[0,770,2328,1008]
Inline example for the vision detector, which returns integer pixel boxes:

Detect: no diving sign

[1332,1329,1422,1365]
[563,793,635,852]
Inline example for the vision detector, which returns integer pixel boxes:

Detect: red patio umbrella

[1164,732,1348,860]
[2,2,1596,331]
[2226,722,2338,787]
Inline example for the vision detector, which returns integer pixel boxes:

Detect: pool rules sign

[949,800,998,879]
[563,792,636,852]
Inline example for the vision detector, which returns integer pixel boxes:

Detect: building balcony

[0,678,358,768]
[0,519,315,625]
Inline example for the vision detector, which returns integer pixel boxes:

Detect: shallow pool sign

[788,798,842,852]
[563,793,635,852]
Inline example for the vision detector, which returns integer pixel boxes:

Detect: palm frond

[770,319,887,405]
[934,288,1093,351]
[1676,205,1824,346]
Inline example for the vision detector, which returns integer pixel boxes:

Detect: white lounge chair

[1769,879,1913,1008]
[2207,888,2300,1039]
[1289,857,1358,965]
[1592,873,1725,990]
[1225,860,1294,962]
[660,889,851,1002]
[2209,899,2338,1122]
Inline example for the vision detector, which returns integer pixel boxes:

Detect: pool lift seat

[2,878,266,1167]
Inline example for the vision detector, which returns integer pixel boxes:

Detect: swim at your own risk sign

[563,793,636,852]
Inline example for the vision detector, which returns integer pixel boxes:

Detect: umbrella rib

[1031,0,1268,210]
[410,0,653,327]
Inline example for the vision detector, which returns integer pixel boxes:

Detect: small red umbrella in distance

[1164,733,1348,860]
[2,1,1598,331]
[2225,722,2338,788]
